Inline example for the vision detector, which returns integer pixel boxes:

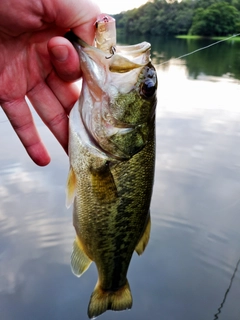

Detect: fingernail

[51,46,68,61]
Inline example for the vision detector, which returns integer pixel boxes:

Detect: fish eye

[141,78,156,98]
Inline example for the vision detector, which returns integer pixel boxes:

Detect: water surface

[1,36,240,320]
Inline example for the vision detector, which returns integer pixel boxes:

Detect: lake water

[1,36,240,320]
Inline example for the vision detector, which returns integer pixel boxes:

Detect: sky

[96,0,149,14]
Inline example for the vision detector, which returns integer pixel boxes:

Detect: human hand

[0,0,100,166]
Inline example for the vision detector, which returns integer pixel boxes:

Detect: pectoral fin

[90,161,118,203]
[135,215,151,255]
[66,166,76,208]
[71,237,92,277]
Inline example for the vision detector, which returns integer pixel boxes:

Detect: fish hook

[105,46,116,59]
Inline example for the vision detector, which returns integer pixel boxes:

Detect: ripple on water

[154,213,200,234]
[0,161,74,295]
[151,201,238,285]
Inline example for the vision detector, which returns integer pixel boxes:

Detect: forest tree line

[113,0,240,36]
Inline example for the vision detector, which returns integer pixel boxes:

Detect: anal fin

[71,237,92,277]
[135,214,151,255]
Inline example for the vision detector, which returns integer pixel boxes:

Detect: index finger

[54,0,101,44]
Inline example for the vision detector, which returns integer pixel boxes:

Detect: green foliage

[114,0,240,37]
[190,2,239,36]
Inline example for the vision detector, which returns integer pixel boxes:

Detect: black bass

[66,14,157,319]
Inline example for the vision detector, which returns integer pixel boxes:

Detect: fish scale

[66,14,157,319]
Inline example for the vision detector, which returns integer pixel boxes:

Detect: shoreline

[176,35,240,41]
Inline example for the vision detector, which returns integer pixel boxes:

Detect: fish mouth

[65,31,151,72]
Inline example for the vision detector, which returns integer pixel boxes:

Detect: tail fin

[88,280,132,319]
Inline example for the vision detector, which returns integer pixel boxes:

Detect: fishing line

[213,258,240,320]
[158,33,240,66]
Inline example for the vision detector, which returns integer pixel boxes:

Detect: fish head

[73,38,158,160]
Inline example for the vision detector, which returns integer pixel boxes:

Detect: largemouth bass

[66,15,157,319]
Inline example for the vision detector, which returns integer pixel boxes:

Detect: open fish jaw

[116,42,151,64]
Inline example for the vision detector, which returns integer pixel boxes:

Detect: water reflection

[0,162,73,294]
[1,37,240,319]
[123,34,240,81]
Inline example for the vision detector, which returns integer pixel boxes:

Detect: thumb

[48,36,82,82]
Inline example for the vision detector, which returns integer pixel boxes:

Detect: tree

[190,2,240,36]
[114,0,240,37]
